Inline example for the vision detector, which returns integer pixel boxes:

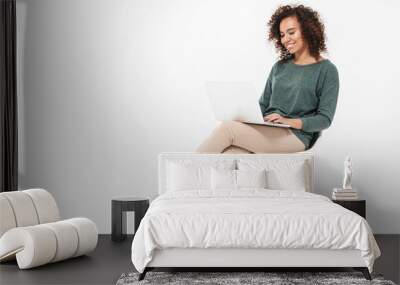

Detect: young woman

[196,4,339,153]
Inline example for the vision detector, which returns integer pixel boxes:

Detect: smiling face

[279,16,307,55]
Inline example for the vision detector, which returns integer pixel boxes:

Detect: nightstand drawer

[332,200,366,219]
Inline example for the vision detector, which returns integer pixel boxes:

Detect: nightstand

[111,197,149,241]
[332,199,366,219]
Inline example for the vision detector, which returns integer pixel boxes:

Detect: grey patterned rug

[116,271,396,285]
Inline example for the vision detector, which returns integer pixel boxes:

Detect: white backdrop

[16,0,400,233]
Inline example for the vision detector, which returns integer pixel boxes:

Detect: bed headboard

[158,152,315,195]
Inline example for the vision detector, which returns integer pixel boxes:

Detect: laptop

[206,81,290,128]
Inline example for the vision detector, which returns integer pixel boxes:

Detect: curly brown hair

[267,4,327,61]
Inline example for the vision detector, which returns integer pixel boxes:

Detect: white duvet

[131,189,380,273]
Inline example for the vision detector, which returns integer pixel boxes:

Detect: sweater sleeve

[259,64,275,115]
[300,65,339,133]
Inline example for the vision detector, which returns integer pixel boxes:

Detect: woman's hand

[263,113,283,123]
[263,113,303,129]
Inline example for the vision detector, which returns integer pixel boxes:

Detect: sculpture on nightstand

[342,156,353,190]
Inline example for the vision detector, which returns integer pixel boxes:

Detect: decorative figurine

[342,156,353,190]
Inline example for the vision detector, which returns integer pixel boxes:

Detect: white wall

[17,0,400,233]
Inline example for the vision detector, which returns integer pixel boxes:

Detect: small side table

[332,199,366,219]
[111,197,149,242]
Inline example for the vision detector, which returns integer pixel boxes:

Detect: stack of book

[332,188,358,200]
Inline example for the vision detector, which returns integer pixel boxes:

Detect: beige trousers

[196,121,306,154]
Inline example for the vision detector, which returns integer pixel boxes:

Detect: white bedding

[131,189,380,273]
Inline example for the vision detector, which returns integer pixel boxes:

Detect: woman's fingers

[264,113,282,122]
[270,116,280,122]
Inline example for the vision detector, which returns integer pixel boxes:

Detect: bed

[131,152,381,280]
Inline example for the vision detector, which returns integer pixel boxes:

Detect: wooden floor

[0,234,398,285]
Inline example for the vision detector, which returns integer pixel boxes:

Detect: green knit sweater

[259,58,339,149]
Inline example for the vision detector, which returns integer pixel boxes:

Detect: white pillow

[166,160,235,191]
[267,163,307,191]
[237,159,309,192]
[237,169,267,189]
[211,168,268,190]
[211,168,236,189]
